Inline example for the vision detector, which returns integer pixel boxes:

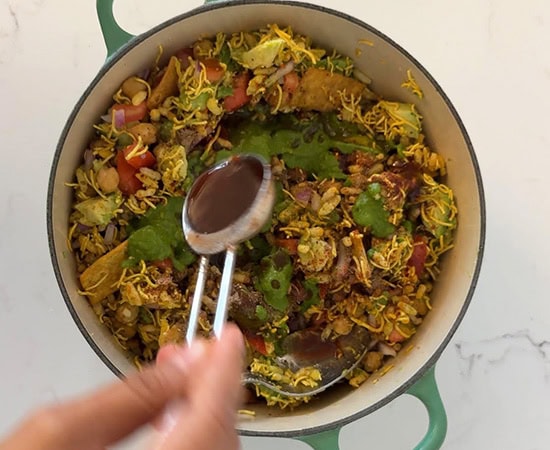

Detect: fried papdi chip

[79,241,128,305]
[290,68,367,111]
[147,56,179,110]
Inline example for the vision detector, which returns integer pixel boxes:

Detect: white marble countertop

[1,0,549,448]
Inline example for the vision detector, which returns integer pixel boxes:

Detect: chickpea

[332,316,353,335]
[96,167,119,193]
[121,76,147,98]
[111,318,137,340]
[363,351,383,372]
[115,303,139,324]
[128,123,157,145]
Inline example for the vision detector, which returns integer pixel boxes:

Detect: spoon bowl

[243,325,370,397]
[182,154,276,255]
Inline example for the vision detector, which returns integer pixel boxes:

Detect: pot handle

[96,0,135,58]
[295,366,447,450]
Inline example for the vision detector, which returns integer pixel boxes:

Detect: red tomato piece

[201,58,225,82]
[122,145,156,169]
[283,71,300,94]
[116,151,142,195]
[388,328,406,343]
[245,333,268,356]
[318,283,329,300]
[274,238,299,255]
[112,102,147,124]
[153,258,174,271]
[407,235,429,276]
[223,72,251,112]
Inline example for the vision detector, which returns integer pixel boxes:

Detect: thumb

[155,324,245,450]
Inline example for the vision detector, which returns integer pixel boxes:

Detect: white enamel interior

[48,2,483,437]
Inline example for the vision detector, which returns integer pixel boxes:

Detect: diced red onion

[77,223,91,232]
[353,68,371,85]
[266,61,295,86]
[293,186,312,204]
[194,60,202,77]
[378,341,397,357]
[83,148,94,171]
[113,108,126,128]
[334,240,351,281]
[367,314,378,328]
[101,113,112,123]
[104,223,116,245]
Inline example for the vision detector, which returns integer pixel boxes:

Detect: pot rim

[47,0,486,438]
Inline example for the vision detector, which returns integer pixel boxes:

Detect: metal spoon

[242,325,370,397]
[182,154,275,342]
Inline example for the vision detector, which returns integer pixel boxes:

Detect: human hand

[0,324,244,450]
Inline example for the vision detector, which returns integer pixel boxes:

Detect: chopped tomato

[116,151,142,195]
[201,58,225,82]
[245,333,268,356]
[388,328,406,343]
[318,283,329,300]
[223,72,251,112]
[274,238,299,255]
[122,144,156,169]
[153,258,173,271]
[283,71,300,94]
[175,47,194,68]
[407,235,429,276]
[112,102,147,124]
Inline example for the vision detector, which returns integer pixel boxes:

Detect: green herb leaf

[158,119,174,142]
[216,85,234,99]
[226,115,379,179]
[300,279,320,312]
[351,183,396,238]
[255,250,292,312]
[255,305,268,321]
[219,42,239,72]
[124,197,196,270]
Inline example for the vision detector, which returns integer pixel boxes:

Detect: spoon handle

[185,255,209,345]
[213,245,237,338]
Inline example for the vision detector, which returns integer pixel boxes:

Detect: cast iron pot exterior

[47,0,485,447]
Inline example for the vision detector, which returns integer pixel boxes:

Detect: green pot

[47,1,485,448]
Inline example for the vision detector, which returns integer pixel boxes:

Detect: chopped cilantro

[216,85,234,99]
[124,197,196,271]
[300,279,320,312]
[255,305,268,321]
[351,183,396,238]
[255,250,292,312]
[223,114,379,180]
